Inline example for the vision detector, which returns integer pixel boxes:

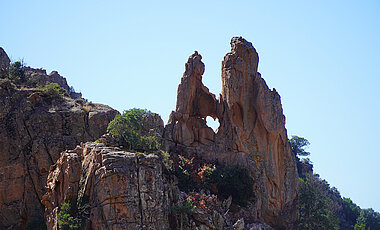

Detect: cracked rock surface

[42,142,170,230]
[0,87,117,229]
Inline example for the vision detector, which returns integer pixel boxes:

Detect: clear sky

[1,0,379,211]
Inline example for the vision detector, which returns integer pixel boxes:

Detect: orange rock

[0,86,117,229]
[43,143,170,229]
[163,37,298,229]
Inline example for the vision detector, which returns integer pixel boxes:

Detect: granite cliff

[42,142,172,229]
[0,48,118,229]
[0,37,298,229]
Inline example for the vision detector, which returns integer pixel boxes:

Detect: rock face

[42,142,170,230]
[0,47,10,78]
[24,67,82,98]
[0,87,117,229]
[43,142,259,230]
[163,37,298,228]
[1,38,298,229]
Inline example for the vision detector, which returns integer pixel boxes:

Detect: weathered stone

[167,51,218,147]
[23,67,82,98]
[48,71,70,92]
[43,151,82,229]
[163,37,298,228]
[0,88,117,229]
[42,142,170,230]
[141,113,165,144]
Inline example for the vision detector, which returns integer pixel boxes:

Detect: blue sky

[1,1,379,211]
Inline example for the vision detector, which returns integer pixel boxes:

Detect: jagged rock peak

[164,37,298,229]
[184,51,205,77]
[230,36,258,55]
[225,36,259,78]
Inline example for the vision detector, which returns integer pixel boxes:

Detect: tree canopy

[294,135,380,230]
[107,108,159,152]
[298,174,340,229]
[8,61,25,83]
[289,135,310,157]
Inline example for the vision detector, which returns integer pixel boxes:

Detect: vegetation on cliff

[291,136,380,230]
[8,60,25,83]
[39,82,69,99]
[57,196,90,230]
[173,154,254,206]
[107,108,160,151]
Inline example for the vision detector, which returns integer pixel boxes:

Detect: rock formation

[163,37,298,228]
[42,142,171,230]
[42,142,274,230]
[0,86,117,229]
[0,38,298,229]
[24,67,82,99]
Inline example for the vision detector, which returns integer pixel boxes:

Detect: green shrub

[9,61,25,83]
[289,135,310,157]
[81,102,94,113]
[206,165,254,206]
[171,197,196,215]
[56,197,89,230]
[174,165,197,192]
[107,108,159,152]
[158,150,173,171]
[39,82,68,99]
[298,174,340,230]
[172,155,198,192]
[173,155,254,206]
[355,208,380,230]
[354,223,366,230]
[57,202,80,230]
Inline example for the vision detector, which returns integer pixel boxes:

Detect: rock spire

[163,37,298,228]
